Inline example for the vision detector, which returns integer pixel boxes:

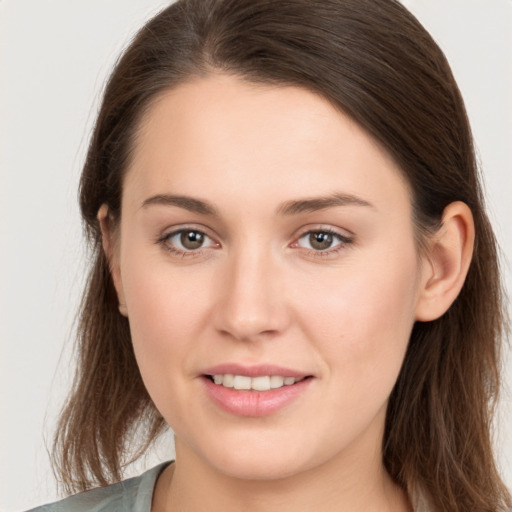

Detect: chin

[191,431,323,482]
[213,453,311,481]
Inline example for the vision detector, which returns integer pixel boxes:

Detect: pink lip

[200,364,313,417]
[202,363,310,378]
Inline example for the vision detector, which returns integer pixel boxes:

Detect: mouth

[204,374,311,391]
[200,366,314,417]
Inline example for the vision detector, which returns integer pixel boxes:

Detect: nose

[212,245,290,342]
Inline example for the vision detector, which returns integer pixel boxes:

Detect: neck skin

[152,412,413,512]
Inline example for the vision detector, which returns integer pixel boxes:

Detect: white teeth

[233,375,251,390]
[222,374,234,388]
[251,376,270,391]
[269,375,284,388]
[210,374,305,391]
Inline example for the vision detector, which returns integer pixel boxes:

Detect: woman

[27,0,511,511]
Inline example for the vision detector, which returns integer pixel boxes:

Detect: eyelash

[157,228,218,259]
[293,228,353,258]
[157,227,353,259]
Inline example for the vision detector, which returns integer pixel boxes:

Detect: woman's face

[112,74,429,480]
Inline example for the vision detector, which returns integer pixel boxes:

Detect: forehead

[124,73,411,216]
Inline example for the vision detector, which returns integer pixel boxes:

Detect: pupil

[181,231,204,249]
[310,232,333,250]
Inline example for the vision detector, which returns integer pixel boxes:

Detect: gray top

[25,462,170,512]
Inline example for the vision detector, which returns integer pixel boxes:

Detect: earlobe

[97,204,128,317]
[415,201,475,322]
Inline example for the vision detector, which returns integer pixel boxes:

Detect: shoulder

[25,462,171,512]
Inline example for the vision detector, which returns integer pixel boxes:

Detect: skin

[100,74,474,512]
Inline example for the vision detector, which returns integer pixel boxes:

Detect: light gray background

[1,1,510,510]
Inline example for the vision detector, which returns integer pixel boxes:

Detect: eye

[160,228,218,253]
[295,229,351,252]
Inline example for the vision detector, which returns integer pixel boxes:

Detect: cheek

[296,246,420,395]
[118,246,212,384]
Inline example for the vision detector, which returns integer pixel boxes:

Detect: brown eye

[308,232,334,250]
[162,228,217,254]
[180,230,205,250]
[296,230,351,253]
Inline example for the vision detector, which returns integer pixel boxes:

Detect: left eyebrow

[276,193,374,216]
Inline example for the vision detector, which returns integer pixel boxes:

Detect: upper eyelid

[298,228,351,238]
[160,224,215,239]
[163,228,217,245]
[294,224,354,241]
[295,229,352,248]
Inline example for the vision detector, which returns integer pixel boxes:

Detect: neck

[153,440,412,512]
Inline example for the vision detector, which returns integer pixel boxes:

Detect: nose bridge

[213,239,287,341]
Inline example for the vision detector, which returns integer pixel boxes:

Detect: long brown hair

[53,1,511,510]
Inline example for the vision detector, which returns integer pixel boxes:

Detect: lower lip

[202,377,312,417]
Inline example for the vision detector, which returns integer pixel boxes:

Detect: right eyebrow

[140,194,219,216]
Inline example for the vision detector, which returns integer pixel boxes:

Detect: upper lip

[202,363,312,378]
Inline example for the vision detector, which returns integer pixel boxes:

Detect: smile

[202,372,313,417]
[209,374,305,391]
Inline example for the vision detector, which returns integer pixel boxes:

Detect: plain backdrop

[1,1,511,510]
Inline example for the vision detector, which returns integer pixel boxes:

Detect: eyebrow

[277,193,374,215]
[141,194,219,215]
[140,192,373,216]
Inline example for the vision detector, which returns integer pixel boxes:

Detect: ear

[415,201,475,322]
[97,204,128,317]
